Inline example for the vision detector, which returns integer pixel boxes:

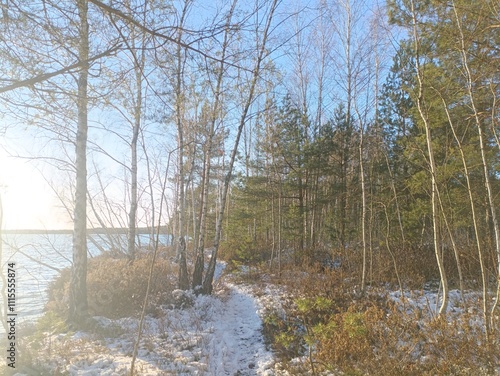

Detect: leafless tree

[408,0,448,315]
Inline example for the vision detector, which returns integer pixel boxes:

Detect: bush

[46,252,178,319]
[263,263,499,375]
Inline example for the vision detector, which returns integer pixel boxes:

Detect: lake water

[0,232,172,333]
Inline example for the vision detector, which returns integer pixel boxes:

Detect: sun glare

[0,151,70,230]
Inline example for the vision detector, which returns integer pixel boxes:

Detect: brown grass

[257,262,499,376]
[46,250,178,319]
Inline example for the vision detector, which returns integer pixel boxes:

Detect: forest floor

[4,260,498,375]
[10,262,291,375]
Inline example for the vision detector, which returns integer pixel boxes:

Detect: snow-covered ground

[199,282,277,375]
[11,266,289,375]
[5,264,497,375]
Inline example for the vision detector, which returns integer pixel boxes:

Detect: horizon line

[1,226,169,234]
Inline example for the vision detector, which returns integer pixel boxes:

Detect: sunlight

[0,151,70,230]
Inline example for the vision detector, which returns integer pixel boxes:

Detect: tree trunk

[410,0,448,315]
[359,118,367,294]
[451,1,500,328]
[68,0,89,326]
[127,18,145,261]
[192,148,210,290]
[440,93,490,338]
[192,0,237,291]
[175,0,190,290]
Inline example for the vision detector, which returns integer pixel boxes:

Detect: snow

[389,287,483,317]
[13,264,288,375]
[7,264,495,375]
[203,283,275,375]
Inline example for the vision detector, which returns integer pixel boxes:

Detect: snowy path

[15,264,283,375]
[207,283,275,375]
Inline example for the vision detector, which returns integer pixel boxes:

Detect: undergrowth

[46,250,178,319]
[5,249,180,374]
[257,263,499,376]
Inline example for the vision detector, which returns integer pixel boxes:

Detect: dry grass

[46,249,179,319]
[256,262,499,376]
[6,249,180,374]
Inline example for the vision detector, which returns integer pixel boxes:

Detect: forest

[0,0,500,374]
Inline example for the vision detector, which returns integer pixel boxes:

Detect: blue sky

[0,0,395,230]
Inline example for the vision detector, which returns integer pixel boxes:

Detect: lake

[0,232,172,333]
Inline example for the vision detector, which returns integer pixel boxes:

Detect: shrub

[264,263,499,375]
[46,252,178,319]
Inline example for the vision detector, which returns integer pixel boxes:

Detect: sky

[0,145,72,230]
[0,0,393,231]
[0,111,169,231]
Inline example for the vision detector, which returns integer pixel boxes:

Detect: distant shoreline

[1,227,169,235]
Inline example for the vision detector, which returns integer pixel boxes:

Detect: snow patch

[16,265,287,375]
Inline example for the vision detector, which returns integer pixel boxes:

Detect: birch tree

[325,0,375,291]
[191,0,237,291]
[449,0,500,327]
[68,0,90,325]
[408,0,448,315]
[124,1,148,261]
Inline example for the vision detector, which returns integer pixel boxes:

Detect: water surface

[0,232,171,333]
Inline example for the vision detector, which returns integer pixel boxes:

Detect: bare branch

[0,44,122,94]
[87,0,252,72]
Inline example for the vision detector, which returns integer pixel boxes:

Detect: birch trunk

[175,0,190,290]
[451,0,500,328]
[440,93,491,338]
[127,2,146,261]
[409,0,448,315]
[192,0,236,291]
[68,0,89,326]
